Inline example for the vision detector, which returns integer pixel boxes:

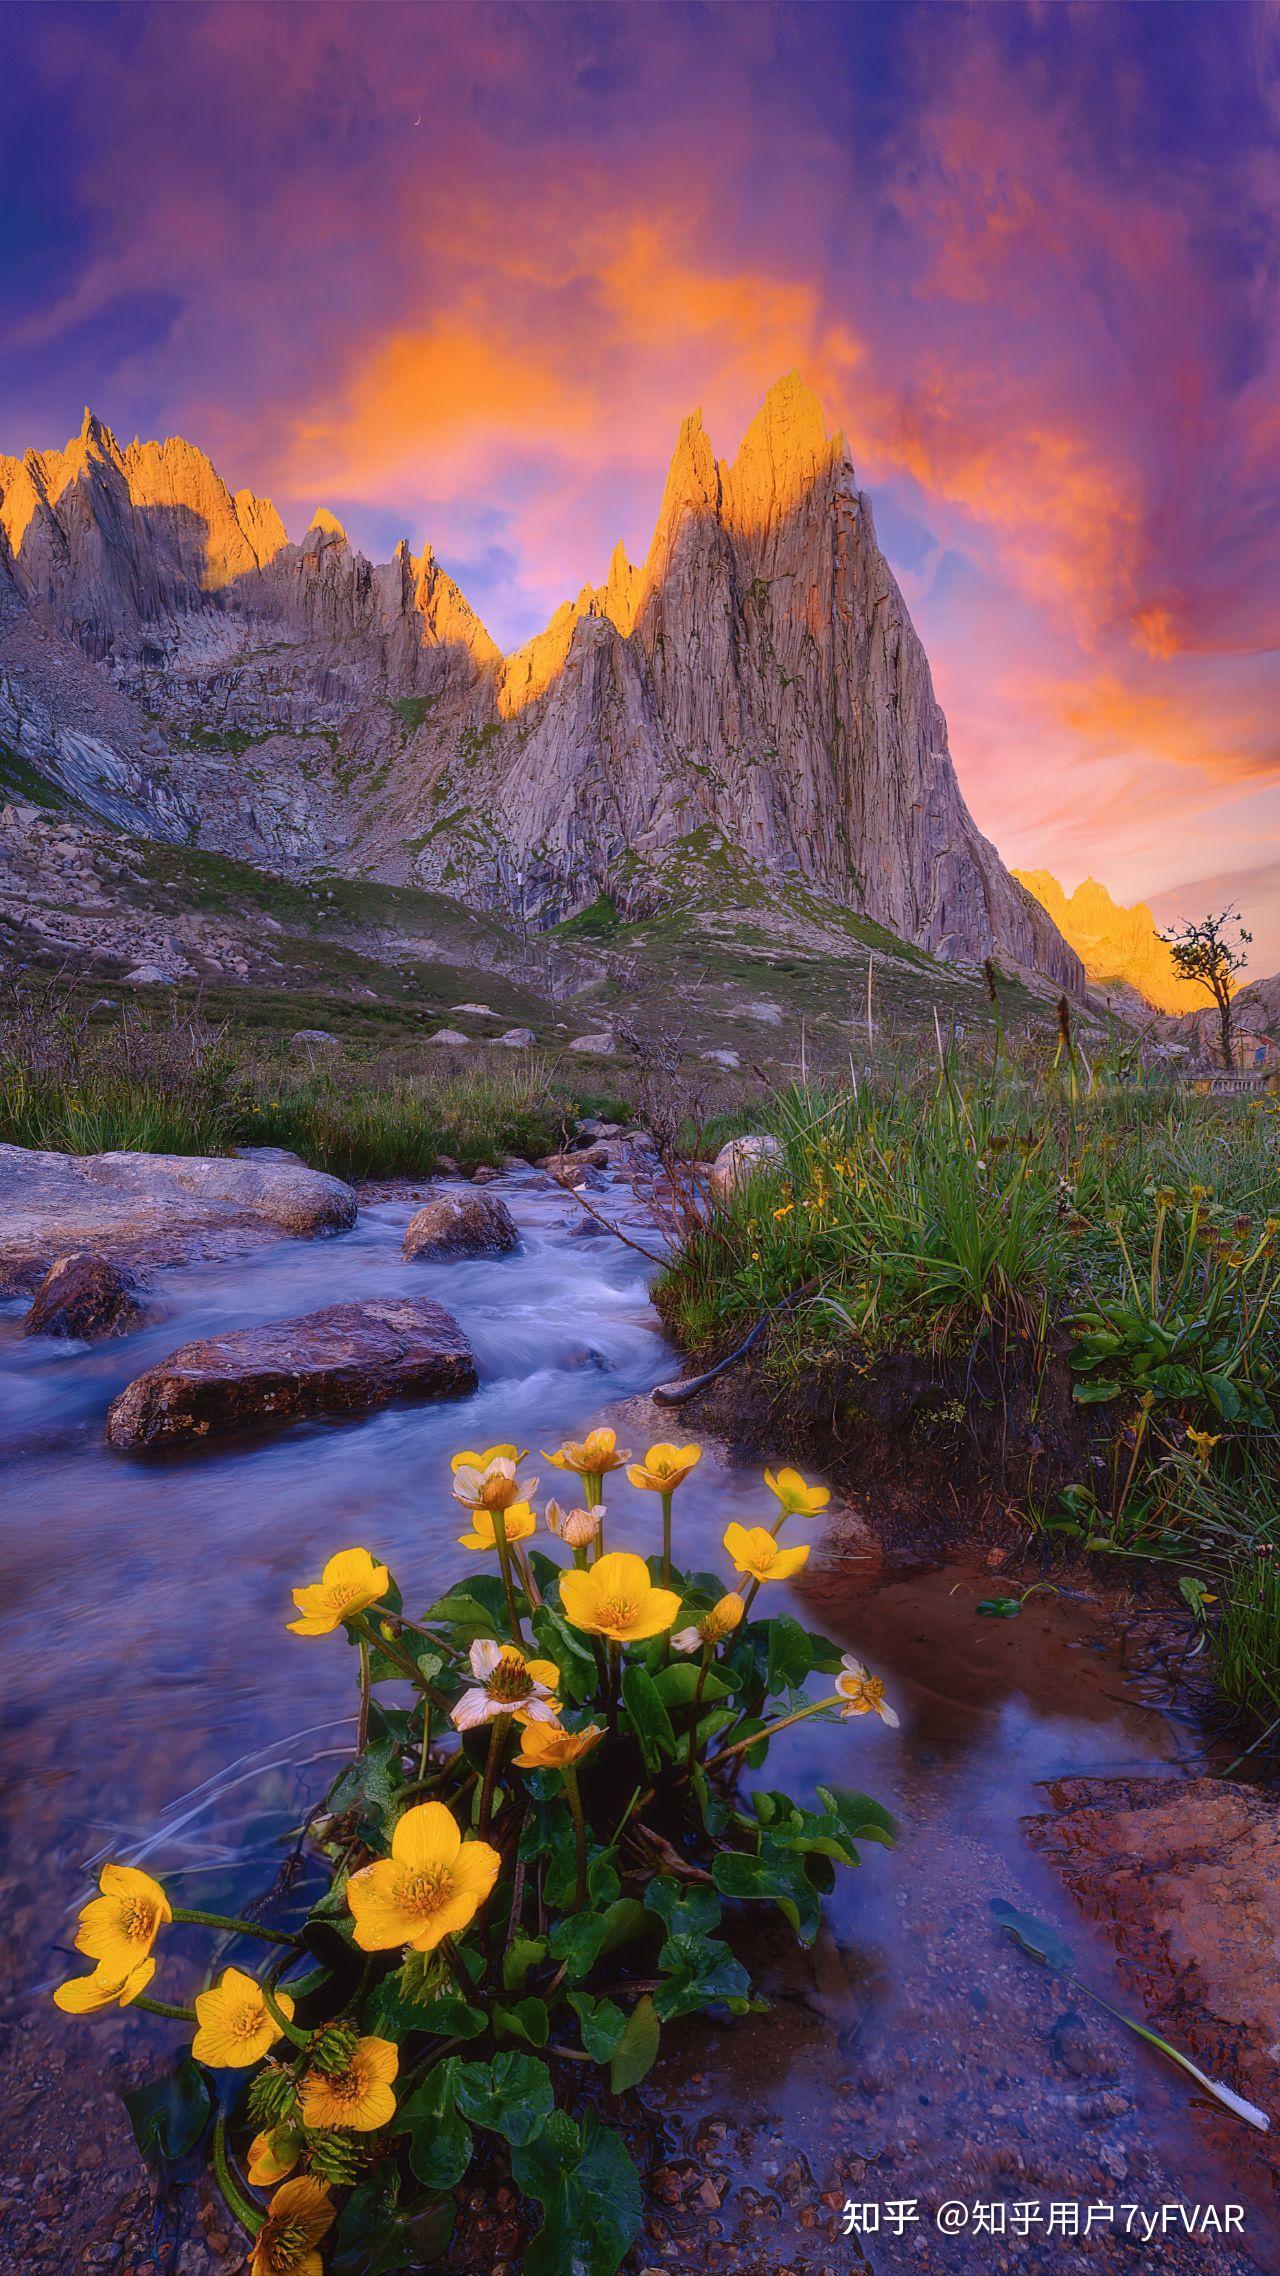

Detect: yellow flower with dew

[299,2035,399,2132]
[54,1957,157,2013]
[347,1801,500,1954]
[834,1655,899,1727]
[542,1427,629,1480]
[626,1442,702,1494]
[513,1721,604,1770]
[451,1450,538,1513]
[287,1548,389,1636]
[192,1969,295,2068]
[250,2176,335,2276]
[247,2126,304,2186]
[457,1502,536,1553]
[545,1497,602,1551]
[763,1466,830,1518]
[671,1592,745,1654]
[723,1522,810,1585]
[559,1550,682,1642]
[72,1861,171,1978]
[450,1639,561,1730]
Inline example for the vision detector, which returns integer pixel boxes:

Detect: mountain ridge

[1012,869,1209,1015]
[0,375,1083,993]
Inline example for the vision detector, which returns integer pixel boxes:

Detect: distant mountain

[0,378,1081,991]
[1012,870,1206,1015]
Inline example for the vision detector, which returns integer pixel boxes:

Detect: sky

[2,1,1277,970]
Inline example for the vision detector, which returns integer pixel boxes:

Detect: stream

[0,1162,1273,2273]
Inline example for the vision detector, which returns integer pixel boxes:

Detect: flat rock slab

[105,1296,477,1452]
[1026,1774,1280,2169]
[403,1191,521,1261]
[23,1251,147,1342]
[0,1144,357,1296]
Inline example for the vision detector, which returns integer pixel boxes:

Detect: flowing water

[0,1166,1272,2272]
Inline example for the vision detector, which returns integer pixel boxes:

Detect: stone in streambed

[105,1296,476,1452]
[402,1190,520,1261]
[23,1252,148,1342]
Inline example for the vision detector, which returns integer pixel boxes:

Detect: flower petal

[391,1800,461,1873]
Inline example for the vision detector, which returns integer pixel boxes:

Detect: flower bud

[546,1498,602,1550]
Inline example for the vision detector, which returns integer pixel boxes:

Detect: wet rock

[23,1253,147,1342]
[0,1143,357,1295]
[105,1296,476,1451]
[709,1133,780,1199]
[471,1164,501,1185]
[402,1191,520,1262]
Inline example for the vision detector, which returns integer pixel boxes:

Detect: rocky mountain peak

[1013,869,1205,1013]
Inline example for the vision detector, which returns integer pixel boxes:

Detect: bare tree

[1162,907,1251,1069]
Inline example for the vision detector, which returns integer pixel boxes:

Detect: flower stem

[356,1632,371,1755]
[685,1647,712,1771]
[479,1715,510,1835]
[562,1764,588,1912]
[261,1980,310,2048]
[660,1490,673,1586]
[212,2114,263,2236]
[709,1696,832,1767]
[171,1907,300,1948]
[133,1993,198,2021]
[417,1694,433,1780]
[607,1638,622,1731]
[490,1511,525,1645]
[439,1936,475,2005]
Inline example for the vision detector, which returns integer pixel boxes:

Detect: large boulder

[403,1191,521,1262]
[568,1031,615,1056]
[0,1144,358,1296]
[23,1252,147,1342]
[105,1296,476,1452]
[708,1134,780,1199]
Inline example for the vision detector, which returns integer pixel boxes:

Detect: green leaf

[395,2056,473,2192]
[366,1975,486,2043]
[816,1786,897,1851]
[652,1661,732,1709]
[548,1909,609,1982]
[1073,1380,1122,1404]
[990,1898,1076,1973]
[532,1604,597,1702]
[512,2112,643,2276]
[765,1613,813,1696]
[596,1895,651,1955]
[620,1663,677,1775]
[494,1995,550,2048]
[713,1844,821,1943]
[502,1932,548,1992]
[609,1994,660,2092]
[455,2052,555,2146]
[568,1991,628,2063]
[122,2058,211,2164]
[644,1876,722,1937]
[976,1596,1022,1619]
[652,1928,752,2020]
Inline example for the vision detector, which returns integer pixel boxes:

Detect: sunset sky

[3,1,1277,968]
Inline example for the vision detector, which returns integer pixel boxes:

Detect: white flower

[545,1498,602,1551]
[670,1625,704,1655]
[833,1653,899,1727]
[451,1456,538,1513]
[450,1639,558,1731]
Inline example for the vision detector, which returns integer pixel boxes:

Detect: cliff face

[1013,870,1207,1014]
[0,378,1082,991]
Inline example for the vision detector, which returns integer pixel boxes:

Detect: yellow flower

[288,1548,389,1636]
[545,1498,602,1551]
[763,1467,830,1518]
[723,1523,810,1584]
[192,1969,295,2068]
[451,1451,538,1512]
[559,1550,682,1642]
[250,2176,335,2276]
[73,1862,171,1977]
[671,1592,745,1653]
[451,1443,519,1471]
[1186,1426,1224,1465]
[347,1802,500,1954]
[457,1502,536,1552]
[543,1427,629,1479]
[54,1957,156,2013]
[299,2036,399,2132]
[626,1441,703,1494]
[834,1655,899,1727]
[513,1721,604,1769]
[247,2126,303,2185]
[450,1639,561,1730]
